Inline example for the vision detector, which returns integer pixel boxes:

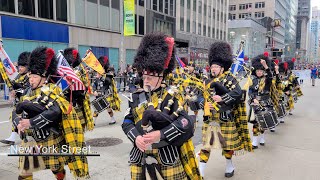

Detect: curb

[0,102,12,109]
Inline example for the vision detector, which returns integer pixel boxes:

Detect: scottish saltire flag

[175,55,186,68]
[56,51,85,91]
[0,42,18,80]
[231,49,244,74]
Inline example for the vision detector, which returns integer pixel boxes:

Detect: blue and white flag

[231,49,244,74]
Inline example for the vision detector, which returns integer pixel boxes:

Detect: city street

[0,80,319,180]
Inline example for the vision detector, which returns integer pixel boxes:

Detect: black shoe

[270,129,275,132]
[109,121,116,125]
[252,145,258,149]
[225,170,234,178]
[289,113,293,115]
[280,121,285,123]
[0,140,15,145]
[260,143,265,146]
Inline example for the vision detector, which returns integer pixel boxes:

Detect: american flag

[56,51,85,91]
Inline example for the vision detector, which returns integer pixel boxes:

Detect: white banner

[292,70,310,80]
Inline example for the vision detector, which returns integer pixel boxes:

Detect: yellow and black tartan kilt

[130,150,188,180]
[106,95,120,111]
[19,132,66,171]
[201,120,242,151]
[74,106,85,127]
[296,88,303,97]
[286,95,294,111]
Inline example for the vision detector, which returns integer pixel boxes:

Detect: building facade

[0,0,152,71]
[296,0,311,62]
[175,0,228,67]
[310,6,320,62]
[229,0,298,58]
[228,19,266,60]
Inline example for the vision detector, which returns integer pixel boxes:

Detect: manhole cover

[86,138,123,147]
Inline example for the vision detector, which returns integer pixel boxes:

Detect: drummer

[92,56,121,125]
[249,53,278,149]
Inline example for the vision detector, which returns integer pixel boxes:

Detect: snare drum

[255,109,279,130]
[277,102,287,118]
[91,96,110,113]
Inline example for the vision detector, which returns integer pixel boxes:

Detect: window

[56,0,67,22]
[198,23,201,35]
[217,10,219,21]
[220,30,223,40]
[87,0,98,27]
[255,2,265,8]
[212,27,215,38]
[255,11,265,18]
[18,0,35,16]
[239,13,251,19]
[135,14,137,34]
[213,8,215,19]
[208,26,211,37]
[229,14,236,20]
[204,4,207,16]
[180,17,184,31]
[193,21,196,33]
[221,11,223,22]
[159,0,163,12]
[111,0,120,10]
[38,0,53,19]
[187,0,191,9]
[229,5,236,11]
[153,0,157,11]
[0,0,15,13]
[181,0,184,7]
[208,6,211,17]
[193,0,196,11]
[198,1,202,13]
[139,0,144,6]
[139,16,144,35]
[170,0,174,16]
[165,0,168,14]
[239,3,252,10]
[239,4,245,10]
[203,25,206,36]
[111,0,120,31]
[100,0,110,29]
[74,0,85,25]
[187,20,190,32]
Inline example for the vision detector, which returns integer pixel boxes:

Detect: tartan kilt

[130,150,188,180]
[296,88,303,97]
[19,132,66,171]
[201,120,242,151]
[74,106,85,127]
[106,95,120,111]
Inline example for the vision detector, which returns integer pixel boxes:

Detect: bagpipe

[15,74,74,174]
[140,85,196,148]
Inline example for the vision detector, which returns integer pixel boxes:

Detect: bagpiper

[0,51,31,145]
[122,32,201,180]
[199,41,252,178]
[12,47,89,179]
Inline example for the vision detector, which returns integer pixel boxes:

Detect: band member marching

[249,54,279,149]
[92,56,121,125]
[12,47,89,179]
[62,47,94,131]
[185,62,203,121]
[122,32,201,180]
[199,41,252,178]
[0,52,30,145]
